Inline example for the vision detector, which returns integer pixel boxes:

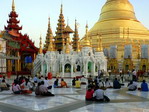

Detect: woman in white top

[21,78,32,94]
[12,80,21,94]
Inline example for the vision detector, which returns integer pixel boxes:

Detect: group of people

[12,75,55,96]
[87,75,113,90]
[12,76,34,94]
[0,73,149,103]
[72,78,81,88]
[128,80,149,91]
[85,85,110,102]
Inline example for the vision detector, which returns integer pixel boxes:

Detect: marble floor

[0,79,149,112]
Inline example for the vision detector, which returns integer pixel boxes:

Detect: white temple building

[32,22,107,78]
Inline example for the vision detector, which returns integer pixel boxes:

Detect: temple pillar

[7,60,12,72]
[93,62,95,76]
[15,52,20,72]
[85,62,88,77]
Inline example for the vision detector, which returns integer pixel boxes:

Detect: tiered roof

[55,4,66,51]
[72,19,80,51]
[44,18,54,51]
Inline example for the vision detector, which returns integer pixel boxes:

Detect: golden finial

[86,23,88,37]
[65,37,70,54]
[12,0,15,12]
[60,4,63,14]
[48,17,50,27]
[39,35,43,54]
[82,24,91,47]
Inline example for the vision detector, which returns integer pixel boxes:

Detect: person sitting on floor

[105,78,112,88]
[99,79,106,90]
[75,78,81,88]
[39,81,54,96]
[61,79,68,88]
[128,81,137,91]
[85,86,94,101]
[113,78,121,89]
[81,75,87,85]
[54,78,59,88]
[21,78,32,94]
[141,80,149,92]
[0,79,9,91]
[12,80,21,94]
[35,82,41,95]
[72,78,76,87]
[44,77,52,89]
[2,76,10,88]
[93,86,110,102]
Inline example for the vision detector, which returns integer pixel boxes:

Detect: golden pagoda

[55,4,66,52]
[72,19,80,51]
[47,19,55,52]
[81,0,149,72]
[44,18,54,51]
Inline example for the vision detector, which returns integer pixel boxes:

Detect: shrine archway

[64,64,71,73]
[88,62,92,73]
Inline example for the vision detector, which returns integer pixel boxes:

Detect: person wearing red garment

[85,86,94,101]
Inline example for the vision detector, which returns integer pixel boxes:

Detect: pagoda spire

[39,35,43,54]
[55,4,66,52]
[72,19,80,51]
[60,4,63,14]
[12,0,15,12]
[46,18,55,52]
[5,0,22,34]
[44,17,54,51]
[81,24,91,47]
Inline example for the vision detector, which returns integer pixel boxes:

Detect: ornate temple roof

[63,25,73,33]
[72,19,80,51]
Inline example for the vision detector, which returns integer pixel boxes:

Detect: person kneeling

[93,86,110,102]
[39,81,54,96]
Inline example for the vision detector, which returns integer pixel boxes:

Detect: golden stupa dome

[89,0,148,33]
[81,37,91,47]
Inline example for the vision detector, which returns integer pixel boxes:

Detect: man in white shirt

[39,81,54,96]
[132,69,137,81]
[93,86,110,102]
[44,77,52,89]
[128,81,137,91]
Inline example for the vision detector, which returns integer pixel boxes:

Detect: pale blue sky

[0,0,149,47]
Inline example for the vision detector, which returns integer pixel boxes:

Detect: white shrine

[32,19,107,78]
